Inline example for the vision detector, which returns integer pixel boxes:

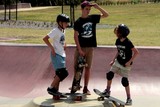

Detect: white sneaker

[126,98,132,105]
[102,89,110,97]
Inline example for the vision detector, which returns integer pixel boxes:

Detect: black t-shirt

[74,15,101,47]
[116,38,134,66]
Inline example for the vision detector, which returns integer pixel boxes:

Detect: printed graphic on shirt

[117,45,126,59]
[60,34,65,45]
[81,22,93,38]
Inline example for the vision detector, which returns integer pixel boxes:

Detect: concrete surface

[27,95,105,107]
[0,43,160,107]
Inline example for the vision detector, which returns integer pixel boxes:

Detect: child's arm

[43,35,56,56]
[92,3,109,18]
[125,47,139,66]
[74,30,85,56]
[64,42,67,51]
[110,52,118,66]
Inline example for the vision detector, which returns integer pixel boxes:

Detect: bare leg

[84,67,90,87]
[51,75,60,90]
[106,80,112,91]
[83,67,91,95]
[125,86,131,99]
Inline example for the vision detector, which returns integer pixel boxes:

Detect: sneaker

[83,86,91,95]
[125,98,132,105]
[47,87,58,95]
[102,89,110,97]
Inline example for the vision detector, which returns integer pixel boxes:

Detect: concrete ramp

[0,44,54,98]
[0,44,160,107]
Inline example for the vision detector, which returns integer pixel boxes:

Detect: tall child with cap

[73,0,109,95]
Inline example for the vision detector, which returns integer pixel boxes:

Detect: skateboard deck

[52,92,86,101]
[66,93,86,101]
[93,89,125,107]
[70,56,87,93]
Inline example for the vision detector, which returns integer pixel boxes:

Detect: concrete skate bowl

[0,43,160,107]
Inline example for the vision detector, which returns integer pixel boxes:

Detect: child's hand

[125,61,132,67]
[78,49,85,56]
[92,3,99,9]
[109,60,114,66]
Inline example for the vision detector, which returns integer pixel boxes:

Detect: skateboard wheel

[53,95,60,100]
[75,96,82,101]
[98,97,104,101]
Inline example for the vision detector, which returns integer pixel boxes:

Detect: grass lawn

[0,3,160,46]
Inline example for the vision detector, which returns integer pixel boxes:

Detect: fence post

[16,0,18,20]
[4,0,7,20]
[70,0,75,27]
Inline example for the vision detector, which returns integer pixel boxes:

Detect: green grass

[0,28,48,44]
[0,3,160,46]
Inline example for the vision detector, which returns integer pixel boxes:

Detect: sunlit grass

[0,3,160,46]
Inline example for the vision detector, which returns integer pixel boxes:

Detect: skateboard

[70,56,87,93]
[52,92,67,100]
[93,89,125,107]
[66,93,86,101]
[51,92,86,101]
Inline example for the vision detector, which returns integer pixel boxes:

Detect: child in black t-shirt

[102,24,139,105]
[73,1,109,95]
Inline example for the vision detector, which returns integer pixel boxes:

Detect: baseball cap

[81,1,94,8]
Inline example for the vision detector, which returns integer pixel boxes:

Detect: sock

[49,86,53,89]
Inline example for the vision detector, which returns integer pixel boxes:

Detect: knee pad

[106,71,114,80]
[121,77,129,87]
[56,68,68,81]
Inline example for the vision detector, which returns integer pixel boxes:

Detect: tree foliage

[0,0,159,6]
[0,0,83,6]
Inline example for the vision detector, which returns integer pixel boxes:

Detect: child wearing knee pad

[43,14,70,95]
[103,24,139,105]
